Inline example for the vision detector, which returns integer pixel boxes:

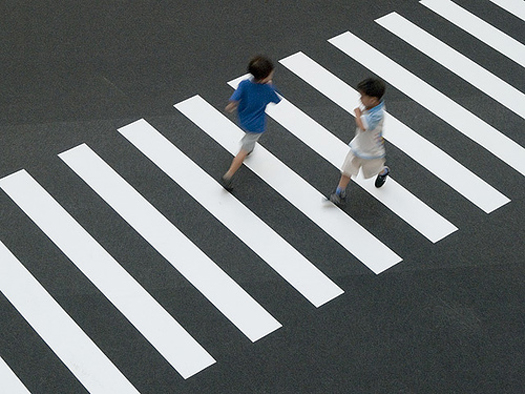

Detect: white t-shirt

[349,101,386,160]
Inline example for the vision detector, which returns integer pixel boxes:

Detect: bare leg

[337,174,351,190]
[224,149,249,179]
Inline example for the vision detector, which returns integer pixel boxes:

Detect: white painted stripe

[228,76,457,242]
[118,119,343,307]
[59,144,281,342]
[0,356,30,394]
[376,12,525,119]
[489,0,525,21]
[329,32,525,176]
[279,52,510,213]
[175,95,402,274]
[0,241,139,394]
[421,0,525,67]
[0,170,215,379]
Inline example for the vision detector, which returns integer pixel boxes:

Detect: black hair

[357,78,386,100]
[248,55,275,81]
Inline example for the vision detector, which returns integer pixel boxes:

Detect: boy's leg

[360,157,389,188]
[221,132,260,191]
[223,149,249,180]
[221,150,249,191]
[337,175,351,191]
[329,151,359,205]
[329,174,351,205]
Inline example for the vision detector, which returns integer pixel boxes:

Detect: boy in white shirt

[329,78,390,205]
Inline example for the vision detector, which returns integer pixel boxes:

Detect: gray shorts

[240,132,263,153]
[341,150,385,179]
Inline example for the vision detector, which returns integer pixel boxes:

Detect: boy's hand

[225,101,238,113]
[354,107,366,131]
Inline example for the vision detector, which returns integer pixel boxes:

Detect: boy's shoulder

[241,78,278,94]
[367,101,385,115]
[240,78,252,85]
[236,79,251,89]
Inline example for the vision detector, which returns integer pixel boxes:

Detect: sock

[336,186,345,196]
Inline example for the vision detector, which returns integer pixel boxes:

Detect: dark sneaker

[329,192,346,206]
[220,175,233,191]
[375,167,390,188]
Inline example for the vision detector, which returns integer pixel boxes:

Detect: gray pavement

[0,1,524,393]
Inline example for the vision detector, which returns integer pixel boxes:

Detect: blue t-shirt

[230,78,281,133]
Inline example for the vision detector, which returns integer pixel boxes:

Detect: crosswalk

[489,0,525,21]
[118,119,344,308]
[0,239,141,393]
[0,354,30,394]
[175,95,403,273]
[0,170,216,380]
[0,0,523,391]
[421,0,525,67]
[329,31,525,176]
[228,75,458,242]
[278,52,511,214]
[376,12,525,120]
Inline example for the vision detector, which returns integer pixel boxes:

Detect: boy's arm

[225,100,239,113]
[227,80,245,112]
[354,107,366,131]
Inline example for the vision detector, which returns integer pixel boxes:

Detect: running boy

[329,77,390,205]
[221,55,281,191]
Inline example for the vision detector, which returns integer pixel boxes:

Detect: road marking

[376,12,525,119]
[0,355,30,394]
[279,52,510,213]
[0,170,216,379]
[59,144,282,342]
[489,0,525,21]
[175,95,403,274]
[329,31,525,176]
[118,119,344,307]
[420,0,525,67]
[0,240,140,393]
[228,75,458,242]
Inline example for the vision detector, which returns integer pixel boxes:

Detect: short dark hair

[357,78,386,100]
[248,55,275,81]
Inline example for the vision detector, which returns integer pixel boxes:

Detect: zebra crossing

[117,119,344,308]
[0,238,141,393]
[329,31,525,175]
[59,144,283,344]
[421,0,525,67]
[489,0,525,21]
[228,75,458,242]
[0,353,30,394]
[175,95,403,273]
[0,0,523,392]
[278,52,511,213]
[0,170,216,380]
[376,12,525,120]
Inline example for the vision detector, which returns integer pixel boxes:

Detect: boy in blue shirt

[221,55,281,191]
[329,78,390,205]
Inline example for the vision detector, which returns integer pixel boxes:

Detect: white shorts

[240,132,263,153]
[341,150,385,179]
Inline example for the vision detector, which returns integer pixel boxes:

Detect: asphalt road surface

[0,0,524,393]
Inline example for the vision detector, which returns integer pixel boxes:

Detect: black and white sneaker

[375,167,390,188]
[220,175,233,192]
